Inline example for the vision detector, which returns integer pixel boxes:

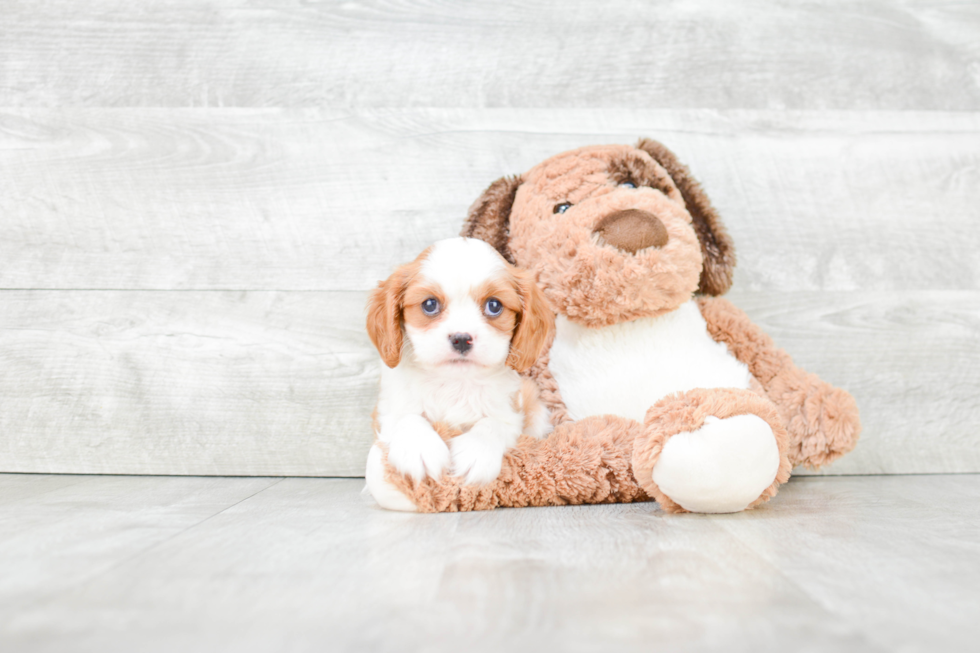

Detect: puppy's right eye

[421,298,441,316]
[554,202,572,214]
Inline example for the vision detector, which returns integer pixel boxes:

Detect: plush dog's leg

[379,415,650,512]
[698,297,861,469]
[631,388,793,514]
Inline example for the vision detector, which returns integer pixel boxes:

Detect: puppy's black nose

[449,333,473,355]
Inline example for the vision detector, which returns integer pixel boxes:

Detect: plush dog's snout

[593,209,669,254]
[449,333,473,355]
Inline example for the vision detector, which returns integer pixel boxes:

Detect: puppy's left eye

[483,298,503,318]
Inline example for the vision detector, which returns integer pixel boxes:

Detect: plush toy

[371,139,860,513]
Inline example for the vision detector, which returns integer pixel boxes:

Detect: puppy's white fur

[366,238,553,507]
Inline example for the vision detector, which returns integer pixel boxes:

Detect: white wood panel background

[0,0,978,477]
[2,0,978,109]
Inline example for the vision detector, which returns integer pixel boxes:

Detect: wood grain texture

[0,290,377,476]
[1,288,976,476]
[2,475,978,651]
[2,109,978,292]
[0,475,281,612]
[1,0,978,110]
[2,1,978,478]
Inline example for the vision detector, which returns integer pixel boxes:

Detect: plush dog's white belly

[549,300,751,422]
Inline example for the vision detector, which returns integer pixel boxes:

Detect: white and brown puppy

[364,237,554,510]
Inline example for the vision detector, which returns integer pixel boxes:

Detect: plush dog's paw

[652,414,780,513]
[450,421,509,486]
[385,416,450,482]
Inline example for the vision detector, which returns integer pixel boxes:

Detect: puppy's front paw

[386,417,450,483]
[450,424,508,486]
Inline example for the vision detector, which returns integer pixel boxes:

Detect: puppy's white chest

[417,371,520,430]
[548,300,751,422]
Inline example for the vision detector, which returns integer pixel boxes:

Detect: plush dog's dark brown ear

[461,175,523,264]
[636,138,736,296]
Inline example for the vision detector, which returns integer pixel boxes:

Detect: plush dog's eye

[484,298,503,317]
[620,181,636,188]
[554,202,572,214]
[421,298,441,316]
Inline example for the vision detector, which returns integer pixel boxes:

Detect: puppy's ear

[461,175,523,264]
[636,138,736,296]
[507,269,555,373]
[366,266,409,368]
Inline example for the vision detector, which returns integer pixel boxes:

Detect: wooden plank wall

[1,1,978,476]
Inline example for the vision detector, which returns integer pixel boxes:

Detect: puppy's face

[367,237,553,373]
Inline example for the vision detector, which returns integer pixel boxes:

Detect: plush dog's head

[366,237,554,373]
[462,139,736,328]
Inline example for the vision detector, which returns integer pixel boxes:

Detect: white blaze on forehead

[419,237,507,295]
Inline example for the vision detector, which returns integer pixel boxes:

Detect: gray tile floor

[1,474,978,652]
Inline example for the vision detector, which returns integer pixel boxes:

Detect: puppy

[364,237,554,509]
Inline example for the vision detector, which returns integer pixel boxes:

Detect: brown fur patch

[506,268,555,372]
[402,283,447,331]
[470,276,519,336]
[365,248,432,368]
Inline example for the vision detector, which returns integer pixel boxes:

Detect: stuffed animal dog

[372,139,861,514]
[364,237,554,511]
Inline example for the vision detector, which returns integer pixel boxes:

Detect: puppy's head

[366,237,554,373]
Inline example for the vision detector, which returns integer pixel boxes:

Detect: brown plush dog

[371,139,860,513]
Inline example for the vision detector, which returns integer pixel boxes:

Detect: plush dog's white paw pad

[652,414,780,513]
[364,445,418,512]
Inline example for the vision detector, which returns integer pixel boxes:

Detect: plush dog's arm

[697,296,861,468]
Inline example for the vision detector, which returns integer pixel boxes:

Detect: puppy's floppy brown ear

[461,175,523,264]
[507,269,555,373]
[636,138,736,296]
[366,267,409,368]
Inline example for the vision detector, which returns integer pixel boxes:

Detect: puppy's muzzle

[593,209,669,254]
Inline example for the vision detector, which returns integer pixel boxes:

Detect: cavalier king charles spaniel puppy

[364,237,554,510]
